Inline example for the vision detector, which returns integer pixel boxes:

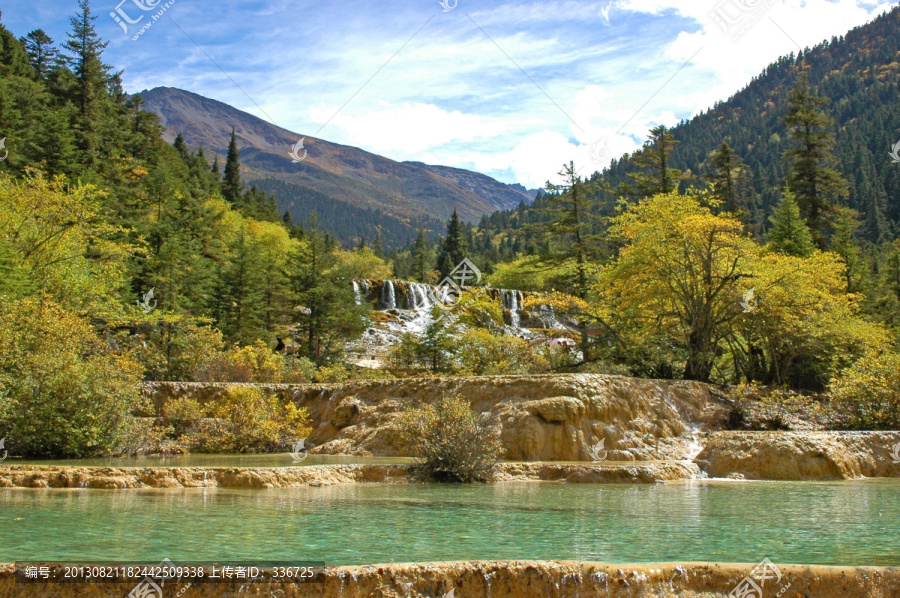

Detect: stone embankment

[145,375,726,462]
[697,430,900,480]
[0,561,897,597]
[134,375,900,481]
[0,461,700,488]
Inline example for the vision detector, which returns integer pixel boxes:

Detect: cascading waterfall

[507,290,522,328]
[381,280,397,310]
[353,279,572,336]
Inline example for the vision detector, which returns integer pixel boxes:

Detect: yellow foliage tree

[597,192,756,381]
[0,172,130,313]
[595,192,888,386]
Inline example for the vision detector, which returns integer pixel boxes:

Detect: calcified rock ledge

[144,375,726,462]
[0,561,897,597]
[697,431,900,480]
[0,461,699,489]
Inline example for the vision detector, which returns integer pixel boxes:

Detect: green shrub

[399,395,500,483]
[121,320,224,382]
[161,397,204,436]
[0,298,143,458]
[194,340,315,383]
[831,352,900,429]
[187,386,311,453]
[458,329,548,375]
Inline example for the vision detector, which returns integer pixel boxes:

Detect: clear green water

[1,480,897,566]
[11,453,414,468]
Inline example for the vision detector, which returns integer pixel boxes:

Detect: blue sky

[2,0,895,187]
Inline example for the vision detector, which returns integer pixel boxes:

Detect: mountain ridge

[139,87,534,245]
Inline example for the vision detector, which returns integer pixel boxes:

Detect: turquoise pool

[1,480,897,566]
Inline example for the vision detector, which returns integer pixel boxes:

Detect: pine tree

[531,161,601,299]
[411,229,431,282]
[704,141,748,216]
[767,188,815,257]
[216,225,267,345]
[0,21,31,77]
[437,209,468,279]
[831,207,867,293]
[222,128,242,204]
[621,125,682,198]
[373,231,384,258]
[22,29,59,79]
[211,155,220,177]
[173,133,189,160]
[63,0,114,166]
[290,223,368,364]
[783,72,849,246]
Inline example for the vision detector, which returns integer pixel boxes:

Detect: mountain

[606,7,900,240]
[481,7,900,246]
[139,87,533,246]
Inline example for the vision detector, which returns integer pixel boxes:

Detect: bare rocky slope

[139,87,532,226]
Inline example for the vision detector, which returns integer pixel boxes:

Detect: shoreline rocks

[0,561,897,597]
[0,461,700,489]
[145,375,728,462]
[696,431,900,480]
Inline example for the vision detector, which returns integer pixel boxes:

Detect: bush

[187,386,311,453]
[121,320,224,382]
[831,352,900,429]
[0,298,143,458]
[398,395,501,483]
[457,329,548,375]
[194,340,315,383]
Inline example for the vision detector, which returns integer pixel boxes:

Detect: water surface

[1,480,897,566]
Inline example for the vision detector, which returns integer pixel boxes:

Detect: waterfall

[381,280,397,310]
[352,281,362,306]
[410,283,430,311]
[508,290,521,329]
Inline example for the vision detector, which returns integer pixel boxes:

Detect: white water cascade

[349,280,577,367]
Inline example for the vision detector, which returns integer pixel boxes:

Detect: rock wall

[0,461,700,489]
[145,375,727,462]
[1,561,897,597]
[696,431,900,480]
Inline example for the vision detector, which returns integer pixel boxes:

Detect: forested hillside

[139,86,535,248]
[0,2,384,380]
[470,7,900,251]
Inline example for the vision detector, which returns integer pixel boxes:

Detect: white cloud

[308,102,507,154]
[15,0,886,189]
